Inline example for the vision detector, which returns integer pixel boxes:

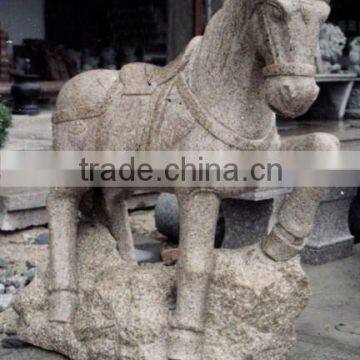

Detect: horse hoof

[48,291,77,324]
[261,224,304,262]
[168,328,203,360]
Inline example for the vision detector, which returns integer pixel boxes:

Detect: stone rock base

[1,222,311,360]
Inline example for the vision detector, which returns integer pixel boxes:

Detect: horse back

[52,36,203,152]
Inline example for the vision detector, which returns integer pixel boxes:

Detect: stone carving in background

[1,1,338,359]
[347,85,360,119]
[346,37,360,119]
[349,37,360,76]
[317,23,347,74]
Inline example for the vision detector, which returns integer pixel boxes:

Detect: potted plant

[0,101,11,147]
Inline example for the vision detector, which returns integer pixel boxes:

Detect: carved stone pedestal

[1,222,310,360]
[221,188,291,249]
[221,188,356,265]
[302,188,356,265]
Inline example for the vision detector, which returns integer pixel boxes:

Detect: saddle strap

[175,73,278,151]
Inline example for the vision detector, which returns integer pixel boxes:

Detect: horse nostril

[280,84,297,103]
[284,84,297,99]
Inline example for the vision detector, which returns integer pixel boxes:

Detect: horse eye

[266,3,284,20]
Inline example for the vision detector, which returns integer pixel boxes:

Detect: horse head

[249,0,330,118]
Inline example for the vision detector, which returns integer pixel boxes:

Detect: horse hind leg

[103,189,137,263]
[48,188,87,323]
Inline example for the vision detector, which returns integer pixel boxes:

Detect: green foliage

[0,102,11,147]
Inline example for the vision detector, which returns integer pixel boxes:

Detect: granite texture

[45,0,335,358]
[1,222,310,360]
[155,193,225,247]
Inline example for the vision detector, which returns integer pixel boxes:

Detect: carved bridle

[254,0,318,78]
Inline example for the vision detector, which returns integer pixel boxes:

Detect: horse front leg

[262,133,340,261]
[169,190,220,360]
[48,188,86,323]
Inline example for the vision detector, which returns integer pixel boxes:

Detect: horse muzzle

[262,63,319,118]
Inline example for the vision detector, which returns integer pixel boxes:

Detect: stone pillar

[167,0,194,61]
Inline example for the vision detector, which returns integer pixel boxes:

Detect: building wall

[0,0,45,45]
[167,0,194,61]
[207,0,224,17]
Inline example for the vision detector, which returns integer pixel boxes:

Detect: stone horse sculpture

[49,0,337,358]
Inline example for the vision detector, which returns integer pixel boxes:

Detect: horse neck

[183,0,274,139]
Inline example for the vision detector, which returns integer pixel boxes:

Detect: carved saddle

[52,37,202,150]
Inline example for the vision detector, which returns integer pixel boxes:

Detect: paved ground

[289,244,360,360]
[1,218,359,359]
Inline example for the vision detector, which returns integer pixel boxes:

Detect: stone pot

[11,73,41,116]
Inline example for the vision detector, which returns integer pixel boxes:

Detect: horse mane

[189,0,252,85]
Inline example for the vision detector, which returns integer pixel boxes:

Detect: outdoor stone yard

[0,208,359,359]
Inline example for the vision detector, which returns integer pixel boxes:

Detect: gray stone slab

[234,187,292,201]
[0,189,49,212]
[2,113,53,151]
[0,188,49,231]
[0,189,158,232]
[126,192,159,211]
[0,208,49,232]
